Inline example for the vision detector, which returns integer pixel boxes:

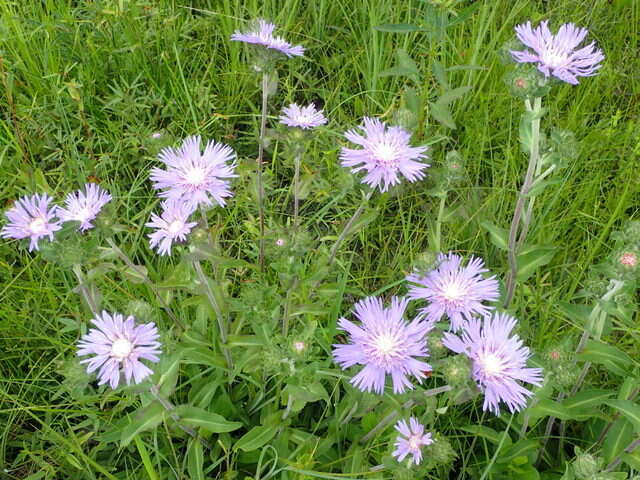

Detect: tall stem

[149,385,212,449]
[504,96,542,308]
[192,260,232,369]
[257,72,269,271]
[293,151,301,229]
[106,237,184,331]
[434,194,447,253]
[327,190,373,268]
[72,264,99,317]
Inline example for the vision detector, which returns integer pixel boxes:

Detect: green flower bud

[424,433,456,465]
[573,448,602,479]
[441,354,472,388]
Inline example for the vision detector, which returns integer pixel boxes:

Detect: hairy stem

[257,72,269,271]
[106,237,184,331]
[72,264,100,317]
[434,194,447,253]
[149,385,212,449]
[504,96,542,308]
[293,151,301,229]
[327,190,373,268]
[192,259,232,369]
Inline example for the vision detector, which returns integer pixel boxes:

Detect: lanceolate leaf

[234,425,279,452]
[173,406,242,433]
[606,400,640,433]
[120,402,165,447]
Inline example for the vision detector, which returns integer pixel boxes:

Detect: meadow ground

[0,0,638,478]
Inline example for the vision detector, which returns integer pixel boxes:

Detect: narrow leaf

[187,439,204,480]
[429,101,456,129]
[606,400,640,432]
[479,221,509,250]
[174,406,242,433]
[234,425,279,452]
[374,23,426,33]
[437,86,472,105]
[120,402,165,447]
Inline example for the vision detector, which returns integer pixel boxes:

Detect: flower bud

[573,448,602,479]
[441,354,472,388]
[424,433,456,465]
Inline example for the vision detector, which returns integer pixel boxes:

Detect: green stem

[257,72,269,271]
[504,96,543,308]
[293,151,301,229]
[192,259,233,369]
[72,264,99,317]
[106,237,184,331]
[434,194,447,252]
[327,190,373,268]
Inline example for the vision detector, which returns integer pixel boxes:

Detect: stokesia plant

[2,7,639,480]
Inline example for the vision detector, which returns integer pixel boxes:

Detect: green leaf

[134,436,160,480]
[432,59,449,89]
[516,244,557,282]
[374,23,426,33]
[379,49,420,84]
[479,220,509,250]
[605,400,640,432]
[459,425,506,445]
[120,402,165,447]
[562,390,613,412]
[235,425,279,452]
[447,2,481,26]
[429,101,456,129]
[622,449,640,470]
[496,439,539,465]
[603,418,634,463]
[187,439,204,480]
[174,406,242,433]
[437,86,472,105]
[578,340,633,377]
[526,398,575,423]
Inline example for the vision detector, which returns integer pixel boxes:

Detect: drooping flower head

[57,183,112,231]
[392,417,434,466]
[407,253,500,331]
[511,20,604,85]
[442,312,543,415]
[332,297,433,394]
[340,117,429,192]
[150,135,237,209]
[146,199,198,256]
[279,103,327,129]
[231,19,305,58]
[77,311,162,390]
[1,193,61,251]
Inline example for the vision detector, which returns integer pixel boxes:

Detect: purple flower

[77,311,162,390]
[231,19,305,58]
[0,193,61,251]
[511,20,604,85]
[146,199,198,256]
[442,312,543,415]
[332,297,432,394]
[392,417,434,466]
[407,253,500,331]
[150,135,237,209]
[58,183,112,231]
[340,117,429,192]
[279,103,327,129]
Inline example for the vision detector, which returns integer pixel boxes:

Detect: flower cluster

[0,184,112,251]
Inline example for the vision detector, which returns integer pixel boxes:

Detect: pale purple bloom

[340,117,429,192]
[392,417,434,466]
[57,183,112,231]
[1,193,61,251]
[231,19,305,58]
[407,253,500,331]
[442,312,543,415]
[511,20,604,85]
[332,297,432,395]
[150,135,237,209]
[77,311,161,390]
[146,199,198,256]
[279,103,327,129]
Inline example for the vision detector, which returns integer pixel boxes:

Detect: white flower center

[442,281,464,302]
[168,219,185,234]
[374,333,398,356]
[111,338,133,360]
[28,217,47,234]
[293,341,306,352]
[542,49,569,69]
[374,143,397,166]
[408,435,422,452]
[478,352,504,378]
[75,207,93,221]
[185,167,207,187]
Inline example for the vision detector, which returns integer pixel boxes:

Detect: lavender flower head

[407,253,500,331]
[392,417,434,466]
[77,311,161,390]
[1,193,61,251]
[57,183,112,231]
[279,103,327,129]
[511,20,604,85]
[231,19,305,58]
[340,117,429,192]
[150,135,237,209]
[442,312,543,415]
[332,297,432,394]
[146,199,198,256]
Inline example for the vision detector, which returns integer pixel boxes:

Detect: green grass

[0,0,638,478]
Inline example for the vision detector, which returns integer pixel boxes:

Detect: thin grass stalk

[327,190,373,269]
[293,151,301,229]
[257,72,269,270]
